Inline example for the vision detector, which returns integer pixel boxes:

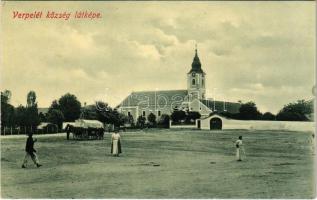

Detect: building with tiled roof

[117,48,241,122]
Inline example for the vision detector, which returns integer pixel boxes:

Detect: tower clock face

[192,72,196,77]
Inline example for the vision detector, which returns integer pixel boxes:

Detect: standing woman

[235,136,244,161]
[111,130,122,157]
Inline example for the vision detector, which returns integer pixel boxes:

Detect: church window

[128,111,131,116]
[142,111,145,116]
[202,79,204,86]
[192,79,195,85]
[158,110,161,116]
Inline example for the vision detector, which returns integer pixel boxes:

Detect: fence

[1,126,62,135]
[169,120,198,129]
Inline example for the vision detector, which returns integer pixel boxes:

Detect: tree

[262,112,276,120]
[39,112,47,122]
[170,110,186,123]
[26,104,40,131]
[58,93,81,122]
[1,90,12,104]
[147,113,157,127]
[137,115,146,129]
[117,112,129,127]
[27,91,37,107]
[106,109,128,127]
[186,111,201,123]
[127,114,135,127]
[276,99,313,121]
[157,114,170,128]
[25,91,40,132]
[95,101,113,124]
[15,105,27,127]
[48,100,60,113]
[81,104,98,120]
[238,101,262,120]
[1,103,15,127]
[1,90,15,129]
[47,109,64,129]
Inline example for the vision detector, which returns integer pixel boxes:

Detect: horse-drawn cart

[66,119,104,140]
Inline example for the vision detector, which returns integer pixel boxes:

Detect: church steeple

[187,45,206,101]
[188,46,204,74]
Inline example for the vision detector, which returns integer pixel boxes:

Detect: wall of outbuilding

[199,115,315,132]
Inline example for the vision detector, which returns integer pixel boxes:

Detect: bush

[171,110,186,123]
[147,113,157,128]
[185,111,201,123]
[47,109,64,129]
[262,112,276,120]
[157,114,170,128]
[136,115,146,129]
[238,101,262,120]
[276,99,313,121]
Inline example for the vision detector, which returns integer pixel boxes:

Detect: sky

[1,1,315,114]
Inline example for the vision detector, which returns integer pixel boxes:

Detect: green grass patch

[1,129,315,198]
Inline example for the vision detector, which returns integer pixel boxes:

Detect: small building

[198,113,315,132]
[37,122,58,133]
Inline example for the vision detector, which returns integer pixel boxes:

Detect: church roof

[118,90,188,108]
[200,99,241,114]
[188,48,205,74]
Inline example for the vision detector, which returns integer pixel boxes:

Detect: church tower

[187,47,206,101]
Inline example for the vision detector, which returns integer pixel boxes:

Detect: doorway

[210,117,222,130]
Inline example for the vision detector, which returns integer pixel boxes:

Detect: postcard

[1,1,316,198]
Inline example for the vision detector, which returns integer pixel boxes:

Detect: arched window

[202,79,204,86]
[192,79,196,85]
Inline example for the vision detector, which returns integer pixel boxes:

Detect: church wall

[120,105,176,122]
[200,115,315,132]
[189,99,211,116]
[120,107,138,121]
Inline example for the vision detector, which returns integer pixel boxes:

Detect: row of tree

[170,110,201,124]
[220,100,314,121]
[1,89,172,133]
[1,90,40,133]
[1,89,314,134]
[136,113,171,128]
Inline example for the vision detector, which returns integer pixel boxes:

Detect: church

[117,48,240,122]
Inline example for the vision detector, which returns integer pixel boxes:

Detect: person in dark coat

[66,124,71,140]
[22,133,42,168]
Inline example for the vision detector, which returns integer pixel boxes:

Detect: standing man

[235,136,245,161]
[66,124,71,140]
[22,133,42,168]
[111,130,122,157]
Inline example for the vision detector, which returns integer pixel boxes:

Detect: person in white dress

[235,136,244,161]
[111,130,122,157]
